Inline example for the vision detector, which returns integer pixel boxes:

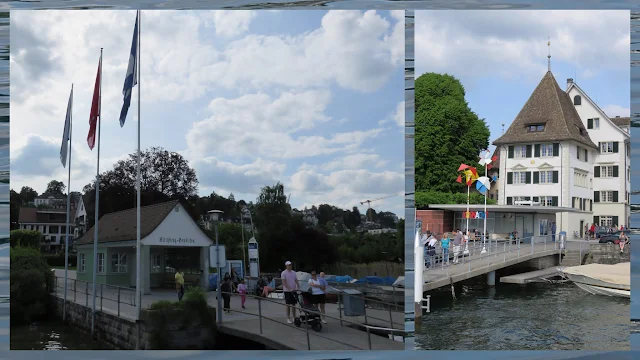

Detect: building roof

[610,116,630,127]
[18,208,37,223]
[37,192,66,200]
[493,71,598,149]
[74,200,179,245]
[18,206,70,224]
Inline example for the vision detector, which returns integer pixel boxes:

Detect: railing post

[338,293,343,326]
[100,284,103,311]
[74,279,77,302]
[503,242,506,262]
[388,306,394,330]
[579,241,583,265]
[305,313,311,350]
[85,281,89,306]
[366,326,372,350]
[531,236,534,254]
[117,287,121,317]
[258,297,263,335]
[518,239,520,258]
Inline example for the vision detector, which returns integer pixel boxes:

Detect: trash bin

[342,289,365,316]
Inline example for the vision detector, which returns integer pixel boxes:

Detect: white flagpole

[91,49,103,336]
[63,84,73,322]
[135,9,142,322]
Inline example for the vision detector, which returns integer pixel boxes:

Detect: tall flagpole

[91,49,103,336]
[135,9,142,322]
[63,84,73,322]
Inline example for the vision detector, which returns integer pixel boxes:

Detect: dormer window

[527,124,545,132]
[573,95,581,105]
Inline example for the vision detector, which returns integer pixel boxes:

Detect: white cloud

[602,104,630,117]
[322,154,388,171]
[415,10,629,82]
[191,157,286,195]
[211,10,257,38]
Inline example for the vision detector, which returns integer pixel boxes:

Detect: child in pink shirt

[237,278,247,309]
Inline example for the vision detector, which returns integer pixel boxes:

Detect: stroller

[293,290,323,332]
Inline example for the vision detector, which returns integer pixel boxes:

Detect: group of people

[586,223,627,239]
[422,229,470,267]
[174,268,248,313]
[281,261,328,324]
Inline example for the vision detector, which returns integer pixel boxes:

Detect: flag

[60,86,73,166]
[119,12,138,127]
[87,56,102,150]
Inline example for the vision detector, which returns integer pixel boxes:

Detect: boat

[561,263,630,298]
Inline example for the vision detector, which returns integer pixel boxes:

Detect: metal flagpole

[481,153,488,254]
[135,9,142,322]
[63,84,73,322]
[91,49,103,336]
[240,209,246,277]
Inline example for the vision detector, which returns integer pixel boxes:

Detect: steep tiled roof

[74,200,179,245]
[18,208,37,223]
[493,71,598,149]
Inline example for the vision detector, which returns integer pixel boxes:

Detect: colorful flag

[87,56,102,150]
[60,86,73,166]
[119,12,139,127]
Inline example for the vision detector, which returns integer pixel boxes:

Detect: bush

[10,229,42,248]
[44,253,77,268]
[416,191,497,209]
[10,246,55,325]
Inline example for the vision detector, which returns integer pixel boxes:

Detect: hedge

[10,246,55,325]
[10,229,42,248]
[416,191,497,209]
[43,253,77,268]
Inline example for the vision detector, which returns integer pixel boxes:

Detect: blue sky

[415,10,630,149]
[10,10,405,216]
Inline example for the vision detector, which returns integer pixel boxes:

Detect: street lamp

[206,209,223,325]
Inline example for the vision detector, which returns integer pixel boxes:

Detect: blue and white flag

[119,12,138,127]
[60,86,73,167]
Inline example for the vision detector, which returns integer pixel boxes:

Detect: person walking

[175,268,185,301]
[309,271,327,324]
[281,261,300,324]
[440,233,451,266]
[237,278,247,309]
[551,222,557,242]
[453,229,462,264]
[221,275,232,313]
[318,272,329,322]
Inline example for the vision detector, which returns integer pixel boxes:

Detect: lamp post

[207,209,224,325]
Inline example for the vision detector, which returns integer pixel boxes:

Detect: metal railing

[327,281,403,311]
[422,234,563,274]
[219,290,405,350]
[53,276,136,318]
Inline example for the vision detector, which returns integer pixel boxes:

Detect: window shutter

[613,142,619,153]
[584,149,588,161]
[525,172,532,184]
[593,216,599,225]
[598,142,601,154]
[533,172,539,184]
[552,197,558,207]
[553,143,559,157]
[526,145,532,158]
[534,144,540,157]
[594,191,600,203]
[613,166,619,177]
[506,197,513,205]
[594,166,600,177]
[587,118,593,129]
[590,200,593,211]
[508,146,514,159]
[576,146,580,159]
[507,172,513,184]
[613,191,619,203]
[552,171,559,183]
[613,216,619,226]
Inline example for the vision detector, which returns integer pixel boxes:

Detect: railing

[53,276,136,318]
[422,234,563,274]
[327,281,403,311]
[219,290,406,350]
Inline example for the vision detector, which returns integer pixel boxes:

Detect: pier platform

[499,266,565,284]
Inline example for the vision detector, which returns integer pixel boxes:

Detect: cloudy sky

[10,10,405,217]
[416,10,630,148]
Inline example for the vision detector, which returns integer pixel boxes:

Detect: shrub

[44,253,77,268]
[416,191,497,209]
[10,229,42,248]
[10,246,55,325]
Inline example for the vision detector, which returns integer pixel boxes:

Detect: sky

[9,10,405,217]
[415,10,630,150]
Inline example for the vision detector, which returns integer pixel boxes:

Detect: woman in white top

[308,271,327,323]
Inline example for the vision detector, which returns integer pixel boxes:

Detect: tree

[255,182,292,270]
[45,180,66,195]
[415,73,490,193]
[19,186,38,204]
[317,204,334,226]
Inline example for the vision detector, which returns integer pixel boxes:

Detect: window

[49,225,59,234]
[577,146,581,160]
[600,142,614,154]
[540,219,549,235]
[601,166,614,178]
[540,196,554,207]
[527,124,545,132]
[574,171,588,187]
[600,216,613,227]
[601,191,614,202]
[513,171,527,184]
[79,253,86,272]
[573,95,581,105]
[97,253,105,274]
[539,171,553,184]
[111,253,127,273]
[513,196,530,205]
[540,144,553,157]
[151,253,162,273]
[514,145,527,159]
[629,167,631,181]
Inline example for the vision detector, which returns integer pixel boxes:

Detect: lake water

[10,322,111,350]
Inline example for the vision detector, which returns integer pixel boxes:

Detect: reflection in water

[10,322,111,350]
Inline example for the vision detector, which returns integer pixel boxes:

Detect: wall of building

[416,210,454,235]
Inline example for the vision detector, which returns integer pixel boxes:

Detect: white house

[566,78,631,228]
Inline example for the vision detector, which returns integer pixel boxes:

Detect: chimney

[566,78,573,91]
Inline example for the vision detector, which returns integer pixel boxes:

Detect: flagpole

[91,49,103,336]
[481,152,488,254]
[63,84,73,322]
[135,9,142,322]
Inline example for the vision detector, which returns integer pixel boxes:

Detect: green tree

[45,180,66,195]
[10,246,55,325]
[415,73,490,193]
[255,182,291,270]
[19,186,38,203]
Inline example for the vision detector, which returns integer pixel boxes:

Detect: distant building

[367,228,398,235]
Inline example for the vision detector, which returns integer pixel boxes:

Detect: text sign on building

[209,245,226,267]
[158,236,196,245]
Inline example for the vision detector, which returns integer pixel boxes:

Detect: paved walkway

[52,270,404,350]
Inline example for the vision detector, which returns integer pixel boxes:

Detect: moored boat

[562,262,630,298]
